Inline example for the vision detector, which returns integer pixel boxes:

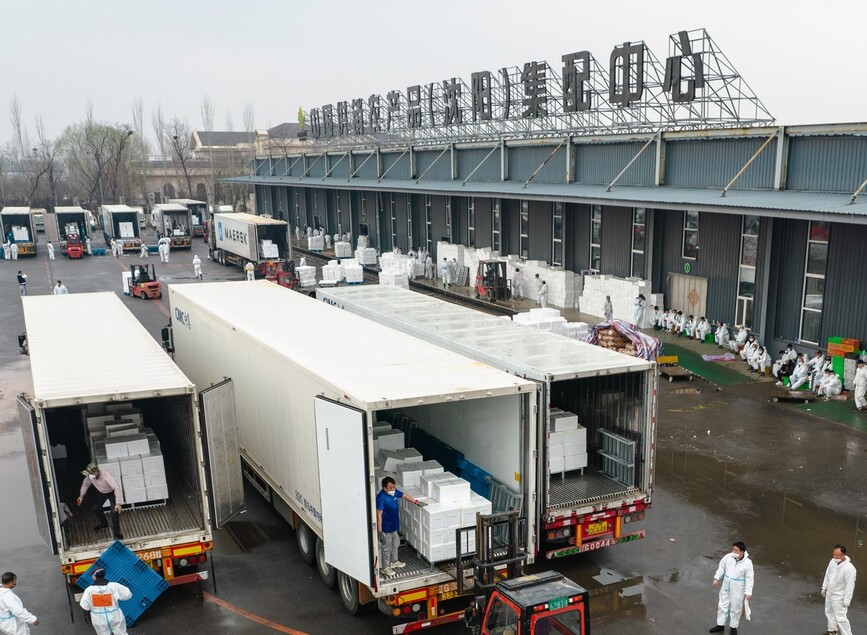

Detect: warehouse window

[631,208,645,278]
[552,202,564,267]
[492,199,501,253]
[520,201,529,259]
[406,196,413,249]
[293,189,301,228]
[335,191,343,234]
[682,211,699,259]
[445,197,453,242]
[390,194,397,250]
[425,195,432,252]
[799,221,829,345]
[467,198,476,247]
[736,215,759,329]
[589,205,601,271]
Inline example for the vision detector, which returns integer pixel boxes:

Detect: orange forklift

[130,264,162,299]
[262,259,298,290]
[65,230,85,259]
[473,260,510,302]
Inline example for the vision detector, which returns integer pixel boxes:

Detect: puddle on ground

[670,387,702,395]
[217,520,269,554]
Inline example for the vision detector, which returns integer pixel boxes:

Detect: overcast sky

[2,1,865,147]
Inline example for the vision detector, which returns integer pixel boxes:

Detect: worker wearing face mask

[821,544,857,635]
[709,541,754,635]
[376,477,420,577]
[76,463,123,540]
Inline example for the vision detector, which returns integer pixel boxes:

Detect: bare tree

[36,117,63,208]
[201,96,216,204]
[9,97,51,205]
[167,118,194,198]
[132,97,150,207]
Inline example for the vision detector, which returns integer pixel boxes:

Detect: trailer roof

[168,198,206,205]
[54,206,88,213]
[100,205,136,213]
[170,281,534,409]
[153,203,189,212]
[1,207,32,214]
[23,293,194,406]
[213,212,287,226]
[318,286,653,381]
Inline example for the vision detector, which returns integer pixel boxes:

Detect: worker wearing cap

[376,477,420,577]
[76,463,123,540]
[79,568,131,635]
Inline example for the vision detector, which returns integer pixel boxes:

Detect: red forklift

[129,264,162,299]
[473,260,510,302]
[262,259,298,290]
[408,511,589,635]
[65,228,85,259]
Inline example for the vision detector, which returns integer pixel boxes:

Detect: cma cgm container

[317,285,657,561]
[169,281,536,630]
[19,293,243,597]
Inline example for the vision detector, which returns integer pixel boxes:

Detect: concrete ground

[0,238,864,634]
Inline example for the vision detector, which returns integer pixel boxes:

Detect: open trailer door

[18,396,57,553]
[314,396,374,588]
[199,379,245,528]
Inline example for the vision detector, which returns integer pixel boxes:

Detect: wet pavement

[0,238,864,634]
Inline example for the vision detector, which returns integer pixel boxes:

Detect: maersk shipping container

[317,284,657,560]
[210,212,289,267]
[169,281,536,621]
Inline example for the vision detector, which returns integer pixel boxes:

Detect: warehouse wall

[599,205,632,278]
[820,223,867,344]
[475,198,493,250]
[528,200,551,263]
[567,203,591,273]
[768,218,808,342]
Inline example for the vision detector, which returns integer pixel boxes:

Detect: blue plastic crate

[77,540,169,626]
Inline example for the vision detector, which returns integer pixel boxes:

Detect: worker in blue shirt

[376,476,420,576]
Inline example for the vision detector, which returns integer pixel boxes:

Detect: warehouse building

[231,29,867,349]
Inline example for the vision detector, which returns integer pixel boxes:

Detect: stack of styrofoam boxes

[563,322,590,340]
[334,241,352,258]
[342,259,364,284]
[580,274,657,326]
[435,242,467,285]
[295,265,317,287]
[355,247,378,265]
[86,405,168,505]
[321,260,345,283]
[260,240,279,259]
[548,409,588,475]
[308,235,324,251]
[503,256,580,308]
[513,308,567,334]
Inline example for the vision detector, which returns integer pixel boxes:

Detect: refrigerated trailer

[317,285,657,561]
[169,198,207,236]
[54,206,90,258]
[19,293,243,598]
[100,204,141,252]
[1,206,38,256]
[153,203,193,248]
[169,281,537,630]
[209,212,290,270]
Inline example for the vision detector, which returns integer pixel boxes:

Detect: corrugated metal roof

[317,286,652,381]
[226,174,867,222]
[23,293,193,405]
[170,281,535,409]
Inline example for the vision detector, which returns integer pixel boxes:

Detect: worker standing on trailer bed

[376,477,420,577]
[76,463,123,540]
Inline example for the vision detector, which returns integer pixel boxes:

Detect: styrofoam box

[396,462,426,487]
[550,412,579,431]
[97,460,120,479]
[565,454,589,471]
[106,410,143,426]
[549,431,565,448]
[125,434,150,457]
[122,473,145,490]
[86,414,116,430]
[432,478,472,503]
[564,443,587,457]
[146,484,168,500]
[375,429,405,451]
[120,456,143,476]
[105,440,129,459]
[417,460,444,476]
[550,456,566,473]
[422,502,463,530]
[420,472,455,498]
[144,470,166,487]
[86,403,108,415]
[563,428,586,444]
[141,453,165,474]
[125,487,147,504]
[461,494,493,524]
[380,448,423,471]
[375,468,397,483]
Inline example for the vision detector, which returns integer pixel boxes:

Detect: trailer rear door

[200,379,245,528]
[18,397,57,553]
[314,396,374,588]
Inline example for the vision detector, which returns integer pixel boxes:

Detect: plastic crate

[828,336,843,344]
[77,540,169,626]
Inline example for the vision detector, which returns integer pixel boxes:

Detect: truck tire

[338,571,361,614]
[296,521,315,565]
[316,538,337,588]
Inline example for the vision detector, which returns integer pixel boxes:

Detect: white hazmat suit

[79,580,132,635]
[822,554,856,635]
[632,296,646,326]
[712,550,754,630]
[0,586,38,635]
[854,364,867,410]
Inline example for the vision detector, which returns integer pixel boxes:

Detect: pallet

[771,388,816,404]
[657,354,693,382]
[120,498,167,510]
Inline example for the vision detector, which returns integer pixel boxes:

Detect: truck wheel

[338,571,361,614]
[316,538,337,588]
[296,522,315,565]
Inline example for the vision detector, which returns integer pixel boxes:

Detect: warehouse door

[314,397,374,587]
[666,273,708,317]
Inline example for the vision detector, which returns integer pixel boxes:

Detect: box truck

[317,285,657,560]
[1,206,38,256]
[100,204,141,253]
[153,203,193,248]
[169,281,538,631]
[54,206,90,258]
[169,198,207,236]
[209,212,290,271]
[19,293,243,598]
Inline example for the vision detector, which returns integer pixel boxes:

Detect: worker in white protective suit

[739,335,757,362]
[79,568,131,635]
[806,350,827,389]
[632,294,646,327]
[47,242,55,261]
[695,316,711,341]
[786,354,811,390]
[749,346,771,374]
[538,281,549,308]
[817,369,842,400]
[244,261,255,281]
[821,544,857,635]
[729,325,748,354]
[193,254,202,280]
[709,541,754,635]
[715,321,730,349]
[512,268,524,300]
[0,571,39,635]
[853,359,867,412]
[603,295,613,321]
